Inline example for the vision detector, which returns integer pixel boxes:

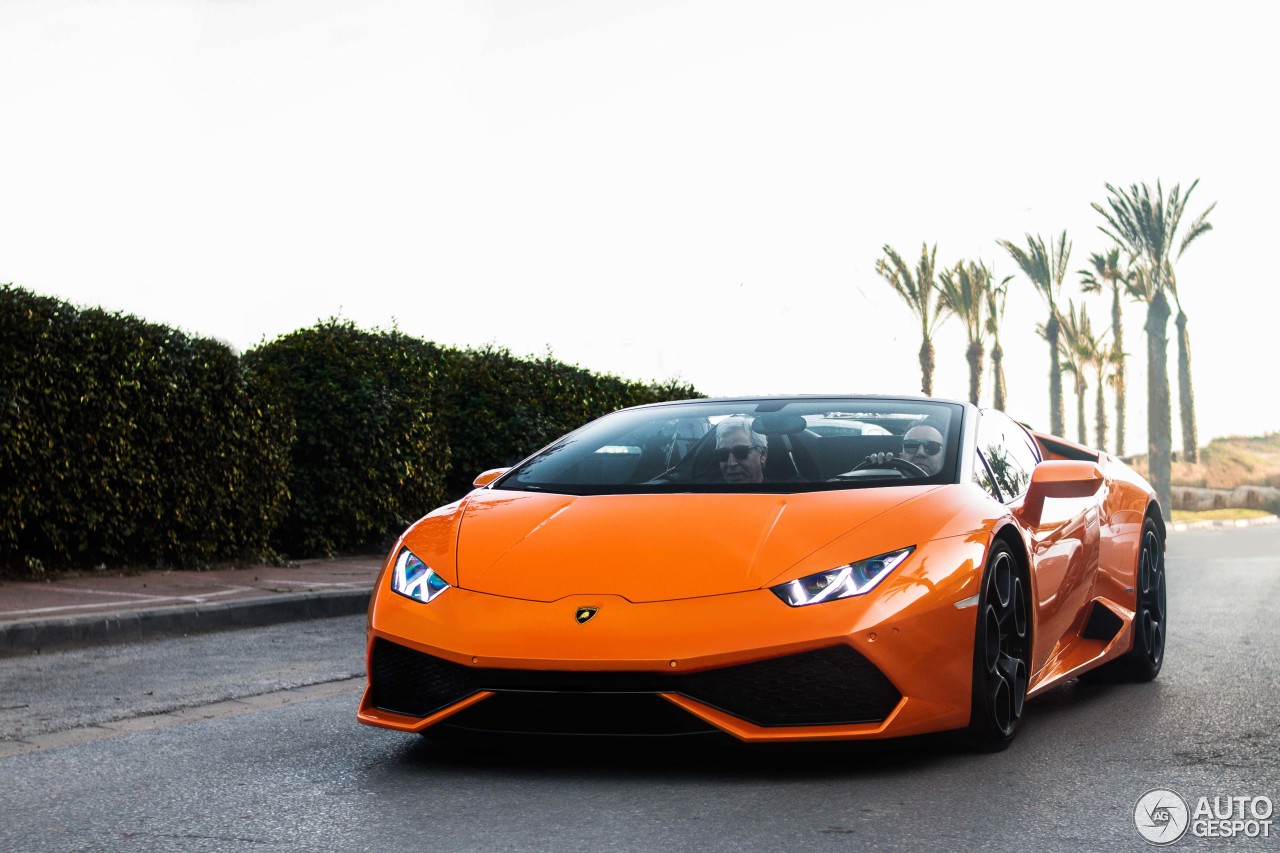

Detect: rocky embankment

[1171,485,1280,512]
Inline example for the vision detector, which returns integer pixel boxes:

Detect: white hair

[715,415,767,449]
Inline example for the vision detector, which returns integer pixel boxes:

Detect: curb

[0,589,370,658]
[1171,514,1278,533]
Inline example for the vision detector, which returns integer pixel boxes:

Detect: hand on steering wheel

[851,452,929,478]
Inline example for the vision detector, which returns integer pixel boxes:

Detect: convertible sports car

[358,396,1166,749]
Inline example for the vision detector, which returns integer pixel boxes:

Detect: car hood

[455,486,943,603]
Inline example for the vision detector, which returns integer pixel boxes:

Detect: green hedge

[435,346,701,499]
[244,321,450,557]
[0,285,293,573]
[245,328,700,557]
[3,286,701,570]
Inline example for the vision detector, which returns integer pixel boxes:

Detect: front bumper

[357,534,985,742]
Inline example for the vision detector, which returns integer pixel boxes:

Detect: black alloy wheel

[1081,515,1166,683]
[966,541,1030,750]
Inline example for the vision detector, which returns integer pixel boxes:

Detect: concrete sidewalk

[0,556,383,657]
[1170,513,1278,532]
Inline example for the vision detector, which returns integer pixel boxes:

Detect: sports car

[357,395,1166,749]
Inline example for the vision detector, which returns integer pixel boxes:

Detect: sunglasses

[715,445,760,463]
[902,440,943,456]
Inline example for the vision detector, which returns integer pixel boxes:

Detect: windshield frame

[490,396,967,496]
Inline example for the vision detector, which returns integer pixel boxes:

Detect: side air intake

[1081,601,1124,642]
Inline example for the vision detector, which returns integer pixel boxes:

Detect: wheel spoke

[989,667,1011,731]
[1155,572,1167,621]
[1148,618,1163,663]
[1009,657,1027,718]
[993,554,1011,609]
[996,652,1018,684]
[1139,531,1160,597]
[984,606,1001,672]
[1012,577,1027,639]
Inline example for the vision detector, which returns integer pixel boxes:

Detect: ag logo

[575,606,599,624]
[1134,789,1189,845]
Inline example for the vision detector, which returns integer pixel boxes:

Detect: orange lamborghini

[358,396,1166,749]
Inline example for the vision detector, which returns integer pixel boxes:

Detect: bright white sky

[2,0,1278,449]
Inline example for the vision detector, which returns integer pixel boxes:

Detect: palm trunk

[991,340,1007,411]
[967,341,984,405]
[919,337,934,396]
[1176,311,1198,463]
[1046,311,1064,436]
[1113,364,1127,457]
[1146,290,1173,522]
[1075,374,1088,445]
[1095,373,1108,453]
[1111,286,1125,457]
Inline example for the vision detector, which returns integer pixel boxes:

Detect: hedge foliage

[245,326,701,556]
[435,346,701,500]
[2,285,701,571]
[244,321,450,557]
[0,285,293,573]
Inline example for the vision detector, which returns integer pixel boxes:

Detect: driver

[715,416,768,483]
[864,423,946,476]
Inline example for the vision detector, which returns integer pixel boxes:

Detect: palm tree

[984,271,1013,411]
[1079,247,1135,456]
[1123,258,1173,516]
[875,244,948,395]
[1093,180,1209,518]
[1172,286,1198,460]
[998,232,1072,436]
[936,260,993,405]
[1049,300,1095,446]
[1086,335,1122,453]
[1167,195,1216,462]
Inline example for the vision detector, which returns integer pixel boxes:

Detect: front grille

[441,692,718,736]
[678,645,901,726]
[369,639,479,717]
[369,639,901,728]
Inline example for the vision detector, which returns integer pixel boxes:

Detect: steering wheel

[848,455,930,478]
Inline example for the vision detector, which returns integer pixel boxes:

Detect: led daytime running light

[391,548,449,603]
[772,546,915,607]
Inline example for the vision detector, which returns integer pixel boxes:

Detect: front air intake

[369,639,479,717]
[368,639,901,729]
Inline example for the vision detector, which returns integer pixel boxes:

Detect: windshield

[497,397,964,495]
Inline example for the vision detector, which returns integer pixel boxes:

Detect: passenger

[864,422,946,476]
[714,416,769,484]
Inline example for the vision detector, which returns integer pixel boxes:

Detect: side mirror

[473,468,510,488]
[1016,460,1103,527]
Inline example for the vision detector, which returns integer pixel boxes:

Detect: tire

[1080,515,1166,683]
[965,540,1031,751]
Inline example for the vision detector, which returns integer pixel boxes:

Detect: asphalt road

[1,525,1277,852]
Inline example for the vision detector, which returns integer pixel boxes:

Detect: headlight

[390,548,449,603]
[771,546,914,607]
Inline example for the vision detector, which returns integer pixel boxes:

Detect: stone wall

[1171,485,1280,511]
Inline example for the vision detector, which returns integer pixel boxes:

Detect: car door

[977,411,1100,679]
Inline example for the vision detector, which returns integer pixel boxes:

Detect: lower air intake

[369,638,478,717]
[369,639,901,728]
[677,644,901,726]
[442,692,719,737]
